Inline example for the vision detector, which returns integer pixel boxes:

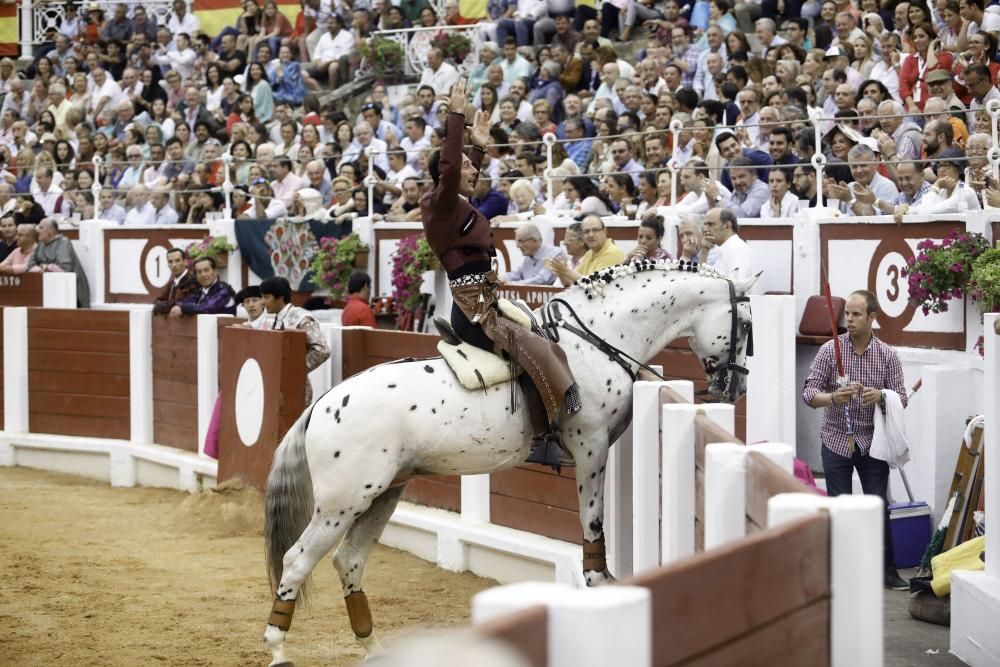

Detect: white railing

[17,0,176,58]
[370,24,480,78]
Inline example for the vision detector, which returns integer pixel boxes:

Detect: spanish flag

[0,1,17,57]
[193,0,299,40]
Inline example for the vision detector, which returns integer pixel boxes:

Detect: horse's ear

[734,272,762,295]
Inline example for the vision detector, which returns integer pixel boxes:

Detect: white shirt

[343,138,389,173]
[712,234,755,284]
[384,163,417,205]
[271,171,305,208]
[153,47,196,80]
[90,77,124,115]
[400,135,430,168]
[419,61,460,96]
[167,12,201,36]
[124,201,156,226]
[154,204,179,225]
[848,172,899,211]
[911,181,982,214]
[760,190,800,218]
[34,187,70,218]
[869,61,900,101]
[313,29,356,63]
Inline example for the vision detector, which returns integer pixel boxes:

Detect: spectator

[760,167,799,218]
[175,256,237,316]
[912,149,982,213]
[151,188,179,225]
[381,177,423,222]
[544,214,624,283]
[96,189,127,224]
[964,63,1000,129]
[32,168,70,219]
[624,215,671,262]
[27,218,90,306]
[900,23,954,112]
[153,247,200,316]
[304,15,354,91]
[608,137,643,186]
[341,271,376,327]
[705,156,769,217]
[471,175,509,220]
[831,144,900,216]
[0,213,15,261]
[803,289,909,591]
[0,222,36,274]
[503,223,563,285]
[419,47,460,96]
[124,185,156,225]
[258,275,330,403]
[271,155,304,209]
[793,165,819,207]
[498,37,532,83]
[715,131,772,191]
[703,207,755,283]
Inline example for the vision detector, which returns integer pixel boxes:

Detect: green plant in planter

[970,246,1000,314]
[309,232,369,301]
[902,229,990,314]
[186,235,235,264]
[358,35,404,78]
[431,31,472,64]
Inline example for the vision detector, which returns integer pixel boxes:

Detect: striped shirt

[802,333,907,458]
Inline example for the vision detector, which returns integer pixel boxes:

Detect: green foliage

[308,233,368,301]
[970,247,1000,314]
[358,36,404,76]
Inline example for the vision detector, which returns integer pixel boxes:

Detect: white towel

[871,389,910,468]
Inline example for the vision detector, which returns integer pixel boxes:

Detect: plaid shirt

[802,333,907,458]
[677,44,702,88]
[892,181,932,207]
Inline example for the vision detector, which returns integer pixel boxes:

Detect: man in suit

[174,256,236,316]
[421,78,580,468]
[153,247,199,316]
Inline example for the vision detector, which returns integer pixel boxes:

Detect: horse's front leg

[573,440,615,586]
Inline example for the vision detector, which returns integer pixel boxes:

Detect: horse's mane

[572,258,732,300]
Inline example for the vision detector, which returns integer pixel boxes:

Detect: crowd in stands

[1,0,1000,236]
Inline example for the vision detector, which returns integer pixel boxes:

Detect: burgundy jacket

[420,112,495,274]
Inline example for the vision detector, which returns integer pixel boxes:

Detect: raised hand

[470,109,491,148]
[450,78,468,110]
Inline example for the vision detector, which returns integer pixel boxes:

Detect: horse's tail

[265,404,316,601]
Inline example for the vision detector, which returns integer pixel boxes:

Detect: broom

[919,493,957,575]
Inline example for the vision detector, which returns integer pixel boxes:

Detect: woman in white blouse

[760,167,800,218]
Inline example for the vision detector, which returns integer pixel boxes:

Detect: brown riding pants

[450,272,576,427]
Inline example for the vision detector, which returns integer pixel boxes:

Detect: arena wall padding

[474,604,548,667]
[152,317,199,452]
[626,513,831,667]
[27,309,130,440]
[0,311,5,430]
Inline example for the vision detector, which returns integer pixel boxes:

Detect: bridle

[539,278,752,394]
[701,279,753,401]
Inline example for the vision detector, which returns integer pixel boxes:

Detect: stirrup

[433,316,461,346]
[526,434,575,470]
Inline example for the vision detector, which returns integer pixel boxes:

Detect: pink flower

[950,262,963,273]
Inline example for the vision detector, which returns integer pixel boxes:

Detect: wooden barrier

[218,326,306,492]
[26,308,130,439]
[626,513,831,667]
[0,311,6,429]
[473,605,548,667]
[0,273,44,306]
[490,464,581,544]
[340,328,461,512]
[152,316,200,452]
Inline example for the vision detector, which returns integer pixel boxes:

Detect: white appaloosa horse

[262,259,754,665]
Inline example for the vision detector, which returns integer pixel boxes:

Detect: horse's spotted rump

[409,405,417,411]
[342,395,350,407]
[424,365,434,373]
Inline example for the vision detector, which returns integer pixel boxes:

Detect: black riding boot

[518,375,574,469]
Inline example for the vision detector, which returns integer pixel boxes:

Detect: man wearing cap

[153,247,199,315]
[824,47,864,88]
[341,272,376,327]
[925,68,967,113]
[236,285,268,328]
[258,276,331,404]
[422,78,581,467]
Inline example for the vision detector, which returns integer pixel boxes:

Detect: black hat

[235,285,262,303]
[259,276,293,303]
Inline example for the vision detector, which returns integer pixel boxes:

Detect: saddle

[435,298,535,391]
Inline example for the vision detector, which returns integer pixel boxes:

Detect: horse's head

[687,274,755,403]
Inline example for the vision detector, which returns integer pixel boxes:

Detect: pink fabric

[794,457,827,496]
[204,393,222,459]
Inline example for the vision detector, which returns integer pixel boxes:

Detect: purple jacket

[178,280,237,315]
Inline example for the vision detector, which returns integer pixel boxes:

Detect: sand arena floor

[0,466,495,666]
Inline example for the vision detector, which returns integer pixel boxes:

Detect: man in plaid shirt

[803,290,909,591]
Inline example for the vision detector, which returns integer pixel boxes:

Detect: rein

[541,297,668,383]
[702,279,753,379]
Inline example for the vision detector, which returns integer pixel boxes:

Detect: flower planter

[215,251,229,269]
[353,249,370,268]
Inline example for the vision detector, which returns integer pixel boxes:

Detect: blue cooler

[890,502,932,568]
